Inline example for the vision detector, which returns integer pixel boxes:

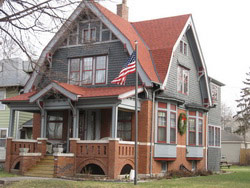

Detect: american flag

[111,51,136,85]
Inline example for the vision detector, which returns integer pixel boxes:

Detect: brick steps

[24,155,54,178]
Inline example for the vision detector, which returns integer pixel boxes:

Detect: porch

[5,137,135,178]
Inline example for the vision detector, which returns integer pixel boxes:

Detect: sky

[99,0,250,113]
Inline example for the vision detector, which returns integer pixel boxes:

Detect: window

[188,111,203,146]
[69,59,81,85]
[170,112,176,143]
[157,103,177,144]
[0,129,7,147]
[188,118,196,145]
[161,161,167,173]
[68,55,107,85]
[118,111,132,141]
[180,40,188,55]
[0,89,6,110]
[47,112,63,140]
[83,28,96,42]
[177,66,189,95]
[211,83,219,104]
[208,126,221,147]
[158,111,167,142]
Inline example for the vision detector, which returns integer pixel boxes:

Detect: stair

[24,155,54,178]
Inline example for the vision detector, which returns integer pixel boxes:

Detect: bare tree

[221,103,234,130]
[0,0,82,61]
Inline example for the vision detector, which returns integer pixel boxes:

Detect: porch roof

[1,81,143,103]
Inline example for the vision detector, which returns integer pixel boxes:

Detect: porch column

[72,109,79,138]
[40,110,47,138]
[8,109,15,137]
[111,105,118,138]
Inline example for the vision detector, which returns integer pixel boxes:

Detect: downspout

[150,86,161,177]
[205,112,209,170]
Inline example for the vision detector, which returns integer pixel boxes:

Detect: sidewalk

[0,176,53,185]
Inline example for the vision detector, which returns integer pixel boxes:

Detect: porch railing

[11,139,38,155]
[76,140,109,157]
[118,141,134,158]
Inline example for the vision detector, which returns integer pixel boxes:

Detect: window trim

[157,110,167,143]
[157,102,177,144]
[177,66,189,95]
[208,125,221,147]
[188,117,196,146]
[117,111,132,141]
[180,40,188,56]
[68,55,108,86]
[188,111,204,146]
[0,89,6,111]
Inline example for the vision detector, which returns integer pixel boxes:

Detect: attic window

[68,26,78,45]
[211,83,218,104]
[83,28,96,43]
[177,66,189,95]
[180,40,188,55]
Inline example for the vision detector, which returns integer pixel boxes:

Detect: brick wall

[33,113,41,139]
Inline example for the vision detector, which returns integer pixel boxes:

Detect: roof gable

[132,15,190,83]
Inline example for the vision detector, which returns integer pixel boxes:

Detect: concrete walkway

[0,176,54,185]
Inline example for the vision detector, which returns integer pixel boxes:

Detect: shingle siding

[164,35,203,105]
[207,147,221,172]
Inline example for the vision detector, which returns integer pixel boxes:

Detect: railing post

[69,138,80,154]
[4,137,13,172]
[108,138,119,179]
[37,138,47,157]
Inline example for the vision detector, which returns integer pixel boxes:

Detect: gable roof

[94,2,159,83]
[3,81,143,103]
[132,15,190,82]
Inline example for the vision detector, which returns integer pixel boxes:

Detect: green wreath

[178,113,187,135]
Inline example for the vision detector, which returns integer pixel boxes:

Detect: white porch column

[8,109,15,137]
[40,110,47,138]
[111,105,118,138]
[73,109,79,138]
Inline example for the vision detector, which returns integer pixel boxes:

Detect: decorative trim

[19,153,42,157]
[154,157,176,161]
[178,113,187,135]
[53,153,75,157]
[13,139,37,143]
[77,140,109,144]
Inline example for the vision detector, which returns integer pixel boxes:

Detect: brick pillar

[33,113,41,139]
[108,138,119,179]
[4,137,13,172]
[37,138,47,157]
[69,138,80,154]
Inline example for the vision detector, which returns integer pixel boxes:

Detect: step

[24,173,54,178]
[25,169,54,174]
[28,167,54,172]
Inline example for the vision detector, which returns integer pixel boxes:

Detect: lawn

[3,166,250,188]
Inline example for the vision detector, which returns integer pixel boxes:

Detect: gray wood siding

[164,34,203,105]
[207,147,221,172]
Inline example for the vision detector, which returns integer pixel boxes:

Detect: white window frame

[208,125,221,148]
[0,89,6,110]
[177,66,189,95]
[156,102,177,144]
[180,40,188,56]
[187,111,204,146]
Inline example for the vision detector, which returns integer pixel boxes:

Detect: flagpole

[134,41,138,185]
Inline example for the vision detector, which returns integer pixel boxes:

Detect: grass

[3,166,250,188]
[0,169,18,178]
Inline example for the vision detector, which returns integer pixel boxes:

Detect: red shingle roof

[132,15,190,82]
[94,3,160,83]
[56,81,138,98]
[2,81,139,102]
[1,91,36,102]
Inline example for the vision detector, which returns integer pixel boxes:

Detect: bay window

[158,111,167,142]
[69,55,107,85]
[188,111,203,146]
[157,103,177,144]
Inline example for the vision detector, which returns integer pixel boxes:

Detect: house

[2,0,223,178]
[0,58,33,161]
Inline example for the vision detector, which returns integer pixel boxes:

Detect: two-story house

[0,58,33,161]
[2,1,223,178]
